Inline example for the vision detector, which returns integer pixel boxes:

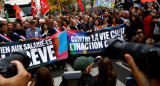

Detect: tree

[48,0,76,13]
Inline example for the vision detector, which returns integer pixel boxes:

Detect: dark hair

[94,19,101,26]
[97,58,117,86]
[41,23,48,34]
[0,23,7,28]
[15,18,22,25]
[109,12,113,16]
[33,66,54,86]
[62,19,69,26]
[14,22,21,28]
[112,17,119,24]
[131,14,139,22]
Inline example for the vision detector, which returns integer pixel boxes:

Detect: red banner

[31,0,37,17]
[40,0,49,15]
[141,0,155,3]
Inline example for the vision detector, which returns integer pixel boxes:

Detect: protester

[39,19,45,30]
[1,2,160,86]
[41,23,56,39]
[80,15,89,32]
[143,11,153,38]
[7,22,14,33]
[126,14,143,41]
[53,20,62,33]
[28,66,54,86]
[70,19,80,31]
[102,18,112,29]
[13,23,26,41]
[23,21,30,31]
[0,23,13,43]
[26,20,42,40]
[61,19,70,31]
[89,57,117,86]
[94,19,102,31]
[111,17,119,27]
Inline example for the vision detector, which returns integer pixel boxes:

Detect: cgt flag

[40,0,49,15]
[78,0,84,12]
[141,0,155,3]
[31,0,38,18]
[13,3,25,23]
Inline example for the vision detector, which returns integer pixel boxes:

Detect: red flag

[78,0,84,12]
[31,0,37,18]
[141,0,155,3]
[40,0,49,15]
[13,4,25,23]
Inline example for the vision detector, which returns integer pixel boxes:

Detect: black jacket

[0,32,14,42]
[41,29,56,38]
[70,25,81,31]
[80,22,94,32]
[13,29,26,36]
[126,20,143,41]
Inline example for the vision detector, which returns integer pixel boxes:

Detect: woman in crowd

[41,23,56,39]
[61,19,70,31]
[28,66,55,86]
[111,17,119,27]
[94,19,102,31]
[102,18,112,29]
[126,14,143,41]
[90,57,117,86]
[70,19,80,31]
[53,20,62,33]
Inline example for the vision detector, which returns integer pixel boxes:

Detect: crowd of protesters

[0,5,160,44]
[0,1,160,86]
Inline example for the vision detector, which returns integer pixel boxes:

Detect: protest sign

[0,39,57,69]
[50,31,68,61]
[67,25,125,55]
[94,0,115,8]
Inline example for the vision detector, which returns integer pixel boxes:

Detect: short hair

[146,38,155,45]
[0,23,6,28]
[62,19,69,26]
[14,22,21,27]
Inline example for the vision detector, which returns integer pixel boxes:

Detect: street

[50,58,131,86]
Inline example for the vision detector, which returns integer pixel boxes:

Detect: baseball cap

[74,56,94,72]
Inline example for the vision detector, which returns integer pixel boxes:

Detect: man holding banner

[0,23,13,43]
[26,20,42,41]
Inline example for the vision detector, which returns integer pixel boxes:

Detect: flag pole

[155,0,160,7]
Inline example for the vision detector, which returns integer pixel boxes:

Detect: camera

[0,50,30,78]
[107,39,160,79]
